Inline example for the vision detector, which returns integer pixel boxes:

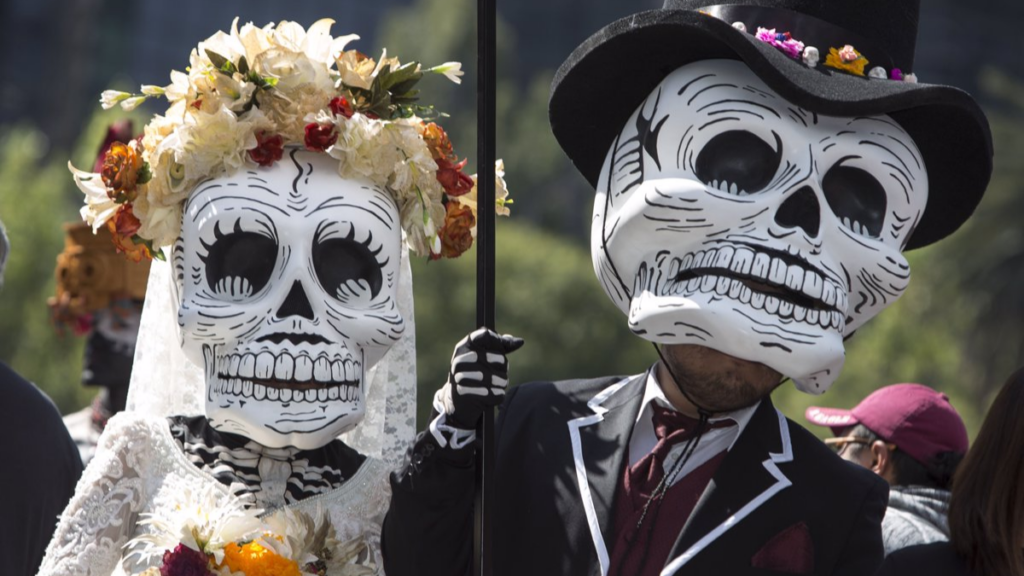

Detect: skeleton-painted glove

[429,328,524,449]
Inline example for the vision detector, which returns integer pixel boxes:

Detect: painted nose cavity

[275,280,315,320]
[775,185,821,238]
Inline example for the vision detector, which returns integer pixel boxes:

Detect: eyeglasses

[824,436,897,454]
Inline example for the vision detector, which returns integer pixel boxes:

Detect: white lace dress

[36,412,391,576]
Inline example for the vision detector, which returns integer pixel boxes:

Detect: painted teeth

[211,353,365,402]
[294,356,313,382]
[649,245,848,329]
[707,179,751,196]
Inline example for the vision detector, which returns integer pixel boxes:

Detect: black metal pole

[474,0,496,574]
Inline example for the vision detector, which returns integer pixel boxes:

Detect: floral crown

[70,18,510,262]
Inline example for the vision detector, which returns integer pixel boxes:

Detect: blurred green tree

[0,107,144,414]
[0,125,89,412]
[410,221,653,424]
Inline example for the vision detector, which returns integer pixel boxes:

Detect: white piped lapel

[661,404,794,575]
[567,374,646,576]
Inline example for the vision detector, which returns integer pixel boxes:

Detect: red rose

[248,130,284,167]
[435,157,475,197]
[111,203,141,237]
[106,204,151,262]
[304,122,338,152]
[438,201,476,259]
[160,543,213,576]
[329,96,354,119]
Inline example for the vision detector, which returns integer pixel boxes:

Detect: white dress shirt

[628,370,757,486]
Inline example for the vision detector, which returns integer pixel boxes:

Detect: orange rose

[437,201,475,259]
[101,142,144,203]
[422,122,454,161]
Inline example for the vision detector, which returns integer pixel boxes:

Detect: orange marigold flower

[220,541,301,576]
[421,122,454,161]
[437,201,475,259]
[107,204,151,262]
[436,157,475,197]
[101,141,144,203]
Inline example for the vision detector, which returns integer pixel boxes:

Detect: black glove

[436,327,524,429]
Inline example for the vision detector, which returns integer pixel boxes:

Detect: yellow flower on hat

[825,45,868,77]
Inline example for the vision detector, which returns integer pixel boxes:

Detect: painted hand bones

[593,60,927,393]
[434,327,524,430]
[174,148,406,449]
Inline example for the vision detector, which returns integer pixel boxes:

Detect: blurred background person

[876,367,1024,576]
[806,384,968,556]
[48,121,148,466]
[0,218,83,576]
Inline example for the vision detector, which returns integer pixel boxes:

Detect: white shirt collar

[635,368,758,439]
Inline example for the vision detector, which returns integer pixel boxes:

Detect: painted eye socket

[313,232,383,304]
[695,130,782,196]
[823,163,887,238]
[201,221,278,301]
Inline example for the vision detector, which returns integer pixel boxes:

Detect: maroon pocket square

[751,521,815,574]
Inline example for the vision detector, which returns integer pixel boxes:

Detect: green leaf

[238,55,250,75]
[153,248,167,262]
[389,79,421,97]
[205,49,230,71]
[386,62,422,90]
[136,162,153,185]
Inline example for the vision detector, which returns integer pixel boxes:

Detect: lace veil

[127,246,417,470]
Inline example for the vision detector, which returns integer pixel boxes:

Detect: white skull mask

[593,60,928,393]
[174,149,405,449]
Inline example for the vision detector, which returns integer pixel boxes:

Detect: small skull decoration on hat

[592,59,927,393]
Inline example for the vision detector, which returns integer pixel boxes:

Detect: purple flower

[160,544,213,576]
[890,68,904,81]
[754,27,805,60]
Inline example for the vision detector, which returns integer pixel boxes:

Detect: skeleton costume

[385,1,992,575]
[37,18,486,576]
[38,151,416,576]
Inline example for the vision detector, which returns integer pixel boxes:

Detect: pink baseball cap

[805,383,969,466]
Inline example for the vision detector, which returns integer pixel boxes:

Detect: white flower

[69,162,119,231]
[134,196,183,250]
[427,62,464,84]
[126,485,262,565]
[454,159,512,234]
[336,49,377,90]
[100,90,131,110]
[120,96,148,111]
[140,85,165,96]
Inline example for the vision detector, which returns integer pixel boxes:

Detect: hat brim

[805,406,859,436]
[549,9,993,249]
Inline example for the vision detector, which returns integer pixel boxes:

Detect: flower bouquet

[70,18,510,262]
[127,487,375,576]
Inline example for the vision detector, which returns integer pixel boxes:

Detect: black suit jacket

[384,374,888,576]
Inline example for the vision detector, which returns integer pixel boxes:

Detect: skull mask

[174,149,405,449]
[593,60,928,393]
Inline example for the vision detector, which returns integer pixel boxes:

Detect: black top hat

[549,0,993,249]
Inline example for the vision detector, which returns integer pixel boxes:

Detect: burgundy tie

[608,404,736,576]
[630,404,728,497]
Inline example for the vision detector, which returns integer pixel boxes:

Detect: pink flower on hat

[755,27,806,60]
[838,44,860,63]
